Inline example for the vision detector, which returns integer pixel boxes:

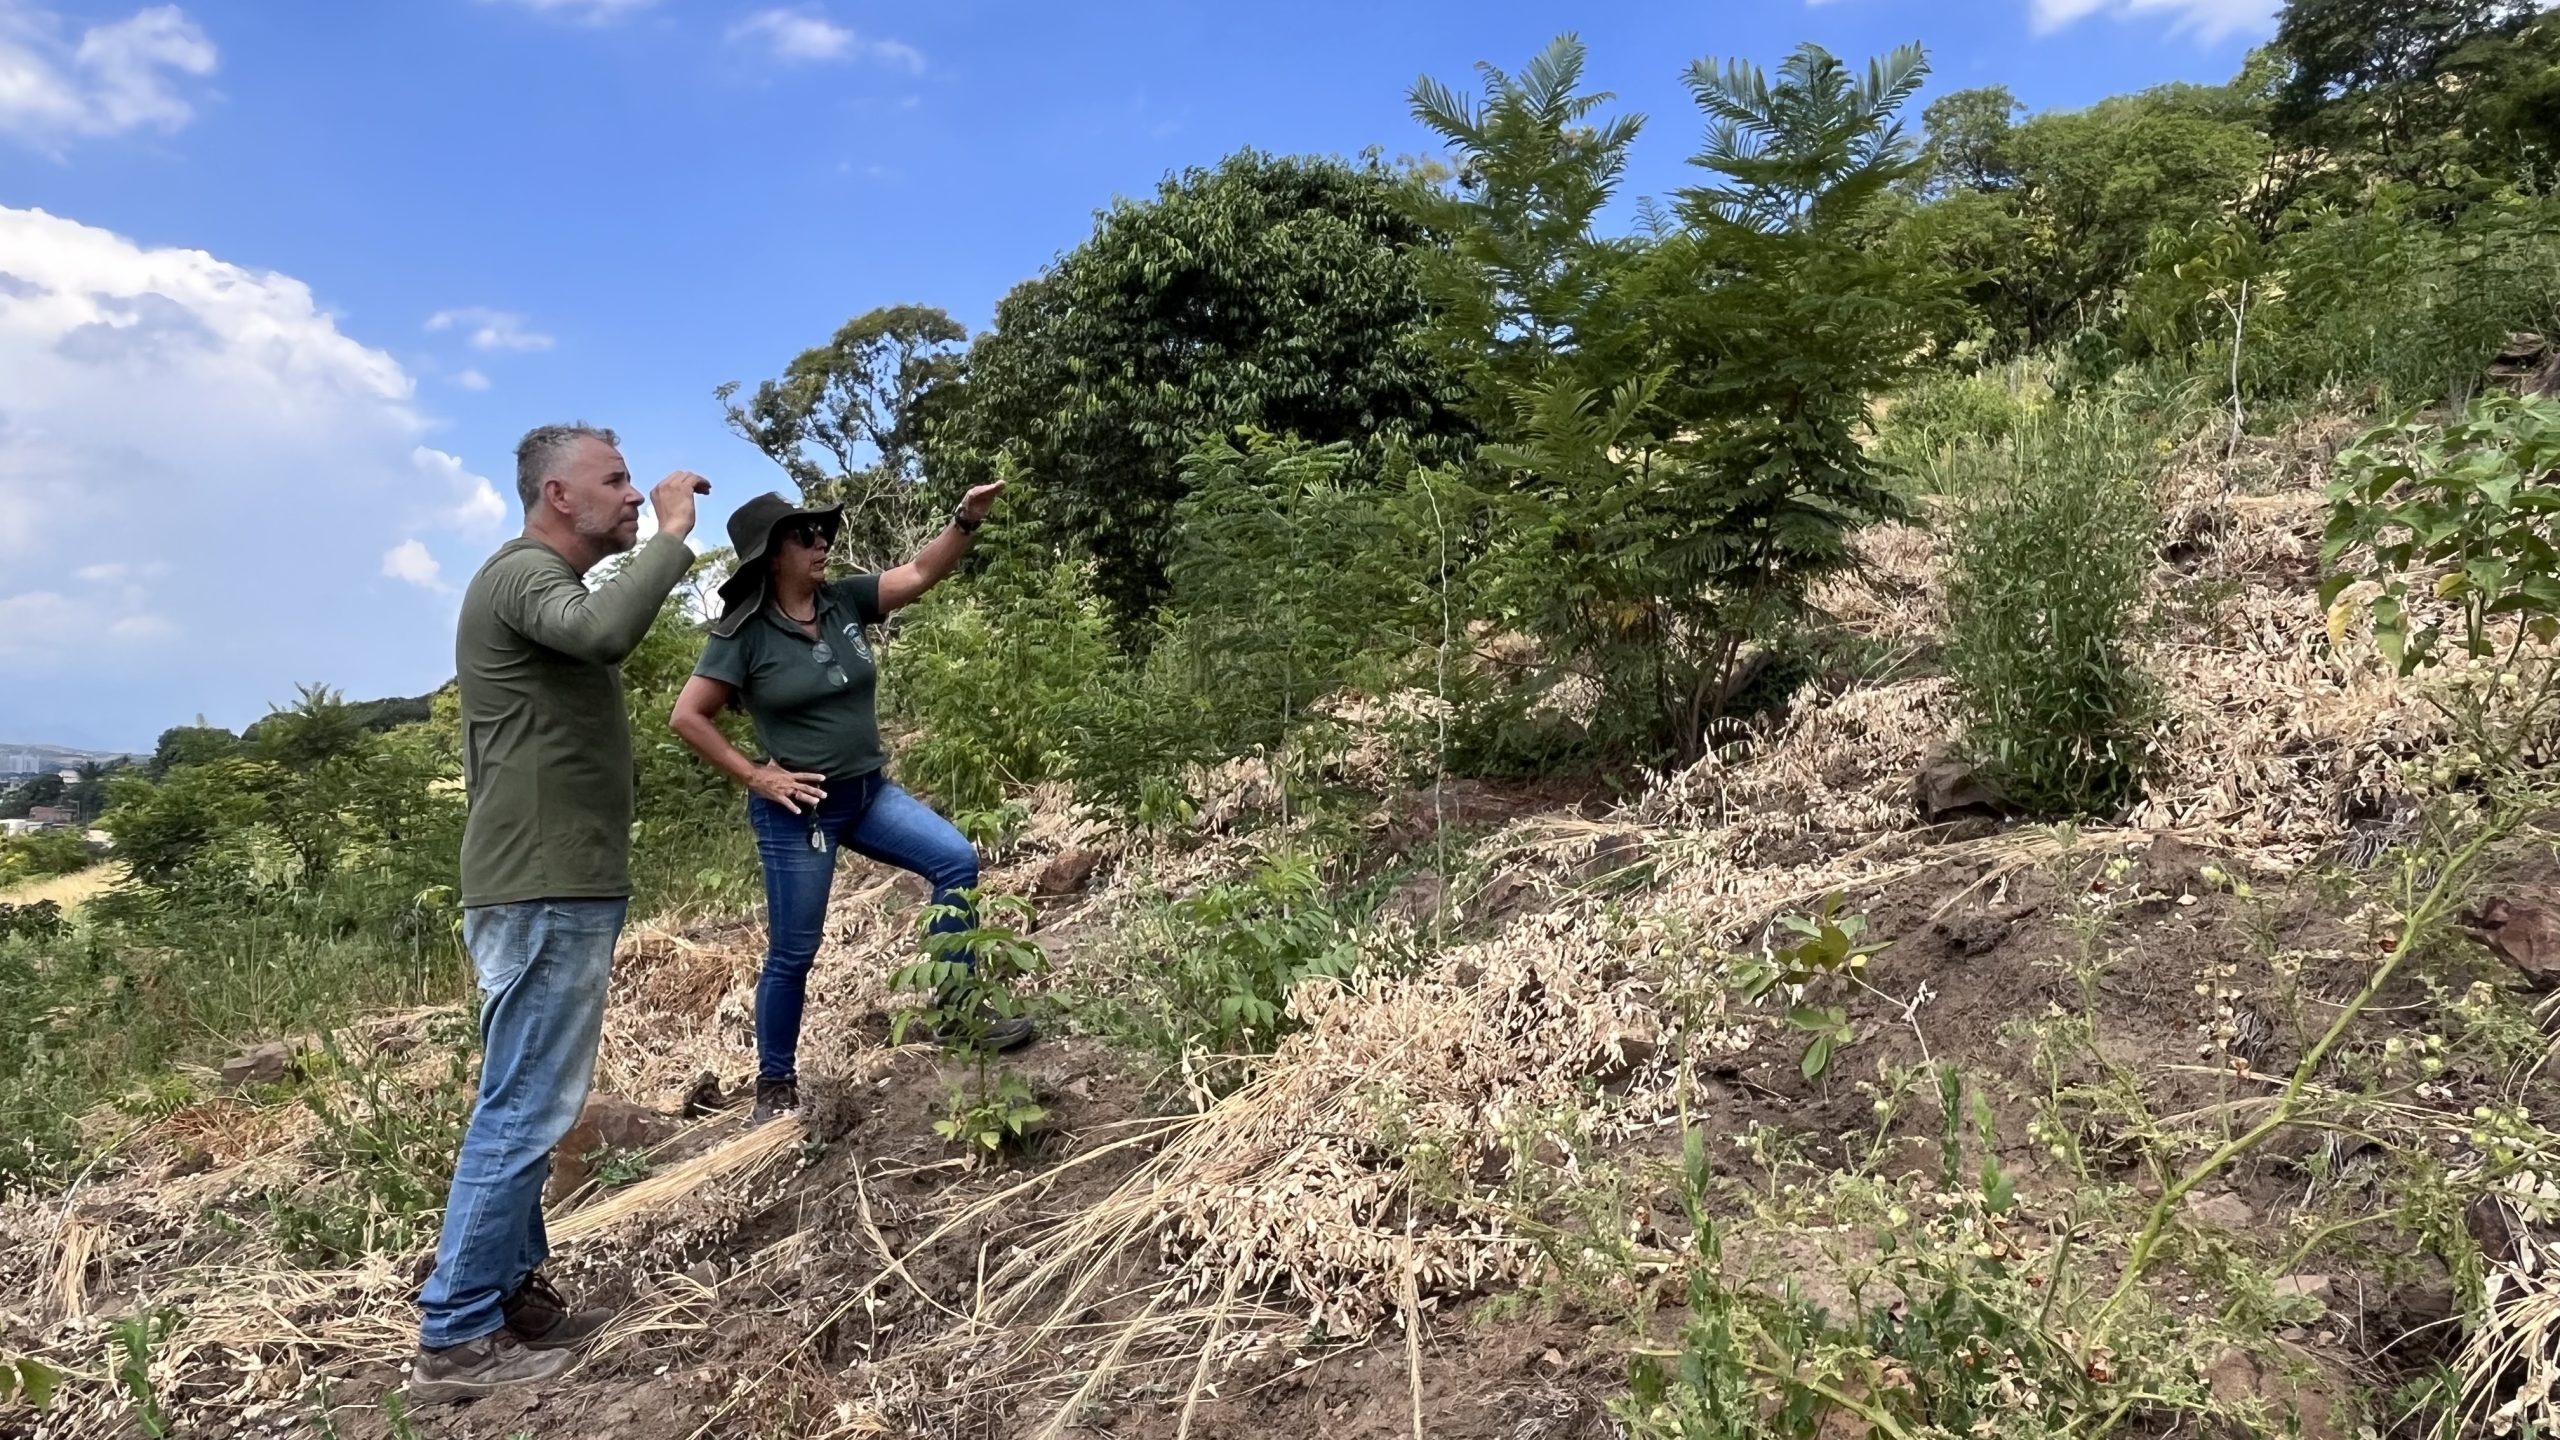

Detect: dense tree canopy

[925,150,1475,625]
[721,304,969,572]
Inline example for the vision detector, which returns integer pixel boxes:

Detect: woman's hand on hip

[749,764,829,813]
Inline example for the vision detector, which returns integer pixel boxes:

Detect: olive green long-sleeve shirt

[455,532,692,908]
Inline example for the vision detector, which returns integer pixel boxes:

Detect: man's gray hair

[513,423,620,510]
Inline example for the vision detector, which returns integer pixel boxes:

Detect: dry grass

[0,860,122,911]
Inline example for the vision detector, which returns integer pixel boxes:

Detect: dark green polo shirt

[694,575,888,780]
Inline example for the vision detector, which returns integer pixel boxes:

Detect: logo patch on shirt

[841,622,871,662]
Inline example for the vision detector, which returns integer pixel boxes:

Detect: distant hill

[0,743,137,778]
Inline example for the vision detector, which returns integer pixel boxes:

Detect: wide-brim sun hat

[711,492,842,637]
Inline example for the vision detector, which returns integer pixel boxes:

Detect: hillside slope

[4,413,2557,1440]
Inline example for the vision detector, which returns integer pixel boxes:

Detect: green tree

[146,725,240,780]
[1917,85,2021,194]
[0,773,63,819]
[2001,86,2269,343]
[928,151,1475,626]
[2271,0,2535,178]
[64,761,121,824]
[246,686,373,884]
[101,758,272,890]
[1155,433,1429,797]
[720,304,969,573]
[1410,36,1959,760]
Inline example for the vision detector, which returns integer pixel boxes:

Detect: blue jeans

[749,771,980,1082]
[417,898,626,1349]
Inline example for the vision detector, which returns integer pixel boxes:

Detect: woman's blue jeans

[747,771,980,1081]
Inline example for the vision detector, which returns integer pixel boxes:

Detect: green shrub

[625,598,760,913]
[1874,366,2041,473]
[1092,851,1359,1091]
[0,830,93,885]
[883,539,1127,840]
[265,1028,474,1266]
[2273,187,2560,410]
[2126,186,2560,415]
[892,890,1050,1154]
[2323,391,2560,674]
[0,899,64,940]
[1942,402,2162,816]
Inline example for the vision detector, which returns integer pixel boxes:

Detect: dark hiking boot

[502,1270,612,1350]
[407,1330,574,1404]
[934,1005,1035,1054]
[749,1076,800,1126]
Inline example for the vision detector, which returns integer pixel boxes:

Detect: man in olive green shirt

[411,424,708,1404]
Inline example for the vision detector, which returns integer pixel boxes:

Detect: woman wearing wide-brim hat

[670,482,1029,1125]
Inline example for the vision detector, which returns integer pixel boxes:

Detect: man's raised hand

[652,470,711,541]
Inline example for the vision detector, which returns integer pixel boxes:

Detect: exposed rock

[546,1095,680,1203]
[2462,896,2560,984]
[2183,1191,2256,1230]
[219,1041,301,1090]
[1591,1017,1662,1081]
[1033,847,1105,900]
[2380,1256,2461,1361]
[1913,752,2004,823]
[2488,330,2560,396]
[2204,1346,2345,1440]
[2471,1193,2526,1266]
[2135,834,2211,897]
[1474,870,1549,925]
[2271,1274,2333,1306]
[1576,831,1647,883]
[679,1070,731,1118]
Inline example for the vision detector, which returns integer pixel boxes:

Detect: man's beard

[575,509,639,554]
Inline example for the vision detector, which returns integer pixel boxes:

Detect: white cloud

[453,366,490,391]
[381,538,446,592]
[0,204,465,746]
[728,8,923,70]
[2029,0,2277,43]
[0,591,78,657]
[413,445,506,533]
[477,0,654,23]
[0,2,218,151]
[425,306,553,352]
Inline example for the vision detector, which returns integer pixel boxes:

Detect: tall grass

[0,911,463,1194]
[1940,401,2163,817]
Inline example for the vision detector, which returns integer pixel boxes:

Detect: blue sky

[1,0,2274,752]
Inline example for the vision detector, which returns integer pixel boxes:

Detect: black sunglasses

[781,520,835,549]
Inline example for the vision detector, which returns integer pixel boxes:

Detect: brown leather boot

[502,1270,612,1350]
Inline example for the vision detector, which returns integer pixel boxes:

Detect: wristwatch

[953,507,983,534]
